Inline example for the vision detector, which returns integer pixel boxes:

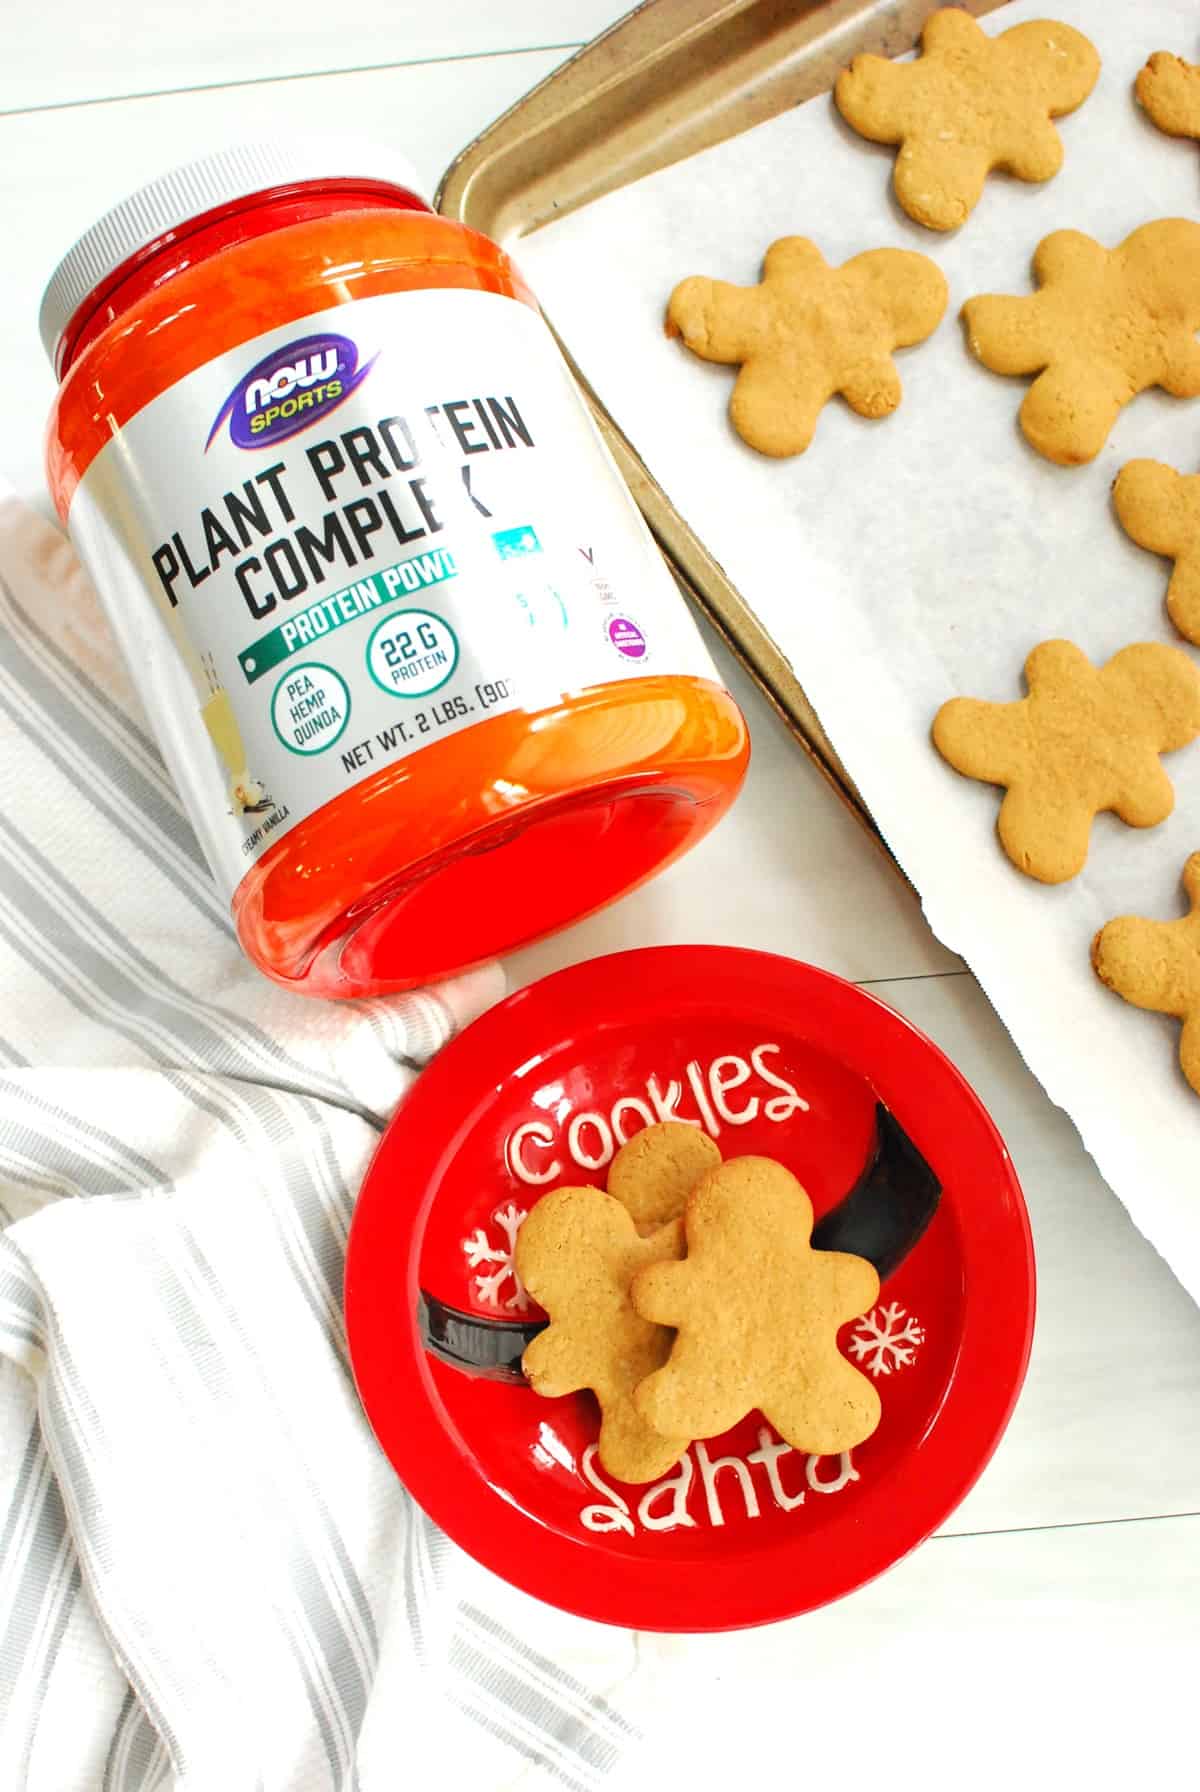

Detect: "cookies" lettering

[503,1042,809,1187]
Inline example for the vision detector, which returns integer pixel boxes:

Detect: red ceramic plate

[345,946,1034,1631]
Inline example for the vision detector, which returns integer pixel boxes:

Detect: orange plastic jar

[42,145,748,997]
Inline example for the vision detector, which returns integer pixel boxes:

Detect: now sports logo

[206,332,376,451]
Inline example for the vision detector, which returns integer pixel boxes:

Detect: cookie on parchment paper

[963,220,1200,465]
[1136,51,1200,142]
[1093,853,1200,1101]
[932,640,1200,884]
[835,8,1099,231]
[1113,458,1200,647]
[666,236,946,458]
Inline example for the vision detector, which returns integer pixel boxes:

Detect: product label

[69,288,719,898]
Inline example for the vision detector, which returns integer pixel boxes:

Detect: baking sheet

[438,1,1011,836]
[513,0,1200,1301]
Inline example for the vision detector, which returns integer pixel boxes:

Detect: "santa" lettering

[578,1430,859,1536]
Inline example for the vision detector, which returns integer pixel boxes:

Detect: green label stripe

[237,550,458,684]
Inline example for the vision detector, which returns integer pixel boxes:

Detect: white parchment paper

[513,0,1200,1298]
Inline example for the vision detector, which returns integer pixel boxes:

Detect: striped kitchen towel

[0,486,644,1792]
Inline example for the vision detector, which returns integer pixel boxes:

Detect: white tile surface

[884,971,1200,1535]
[0,1,619,113]
[510,632,959,988]
[0,45,575,511]
[6,0,1200,1769]
[633,1512,1200,1789]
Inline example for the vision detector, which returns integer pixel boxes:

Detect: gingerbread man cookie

[631,1157,880,1457]
[515,1187,690,1484]
[962,221,1200,465]
[835,9,1099,232]
[1113,459,1200,647]
[1093,854,1200,1099]
[932,640,1200,884]
[606,1121,720,1231]
[1136,52,1200,142]
[666,236,947,457]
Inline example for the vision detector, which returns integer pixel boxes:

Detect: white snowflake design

[462,1202,530,1311]
[848,1301,926,1377]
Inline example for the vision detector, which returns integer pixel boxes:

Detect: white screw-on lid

[39,139,428,372]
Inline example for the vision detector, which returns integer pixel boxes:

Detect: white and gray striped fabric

[0,486,644,1791]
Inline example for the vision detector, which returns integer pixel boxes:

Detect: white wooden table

[2,4,1198,1784]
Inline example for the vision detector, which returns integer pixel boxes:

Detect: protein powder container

[41,142,748,996]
